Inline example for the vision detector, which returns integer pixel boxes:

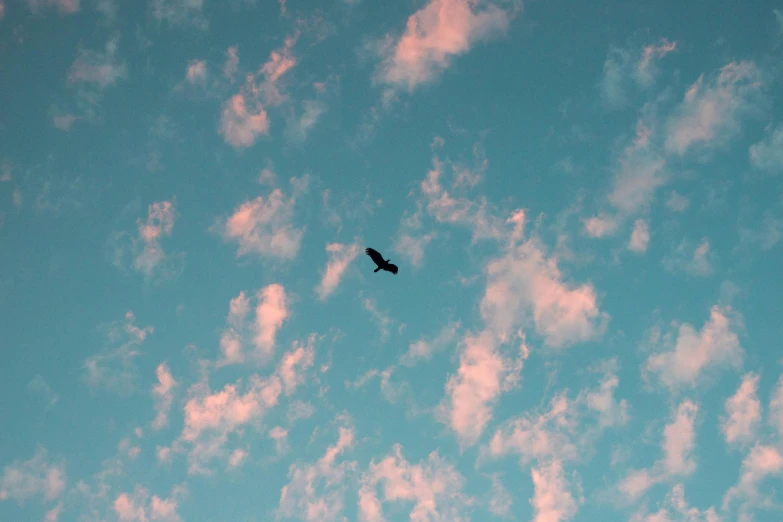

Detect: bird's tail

[374,267,381,273]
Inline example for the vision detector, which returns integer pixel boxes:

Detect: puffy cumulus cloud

[530,460,580,522]
[665,61,765,156]
[114,486,182,522]
[373,0,517,93]
[357,444,471,522]
[644,306,743,391]
[150,0,206,29]
[185,59,206,84]
[278,425,356,522]
[152,363,178,430]
[437,330,529,447]
[83,311,154,395]
[618,400,699,502]
[26,0,80,14]
[599,39,677,109]
[221,182,305,260]
[219,92,269,148]
[179,336,314,473]
[179,375,282,473]
[749,123,783,172]
[0,447,66,504]
[662,238,714,277]
[630,484,719,522]
[628,219,650,253]
[721,373,761,446]
[480,227,608,348]
[316,242,361,300]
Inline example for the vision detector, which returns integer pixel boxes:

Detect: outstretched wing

[365,247,384,266]
[386,263,398,274]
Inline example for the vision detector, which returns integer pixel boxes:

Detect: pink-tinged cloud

[632,484,719,522]
[269,426,289,454]
[224,46,239,81]
[186,59,206,83]
[227,448,248,469]
[663,400,698,475]
[358,444,469,522]
[438,330,528,447]
[600,39,676,109]
[583,215,618,238]
[374,0,515,92]
[721,373,761,445]
[114,488,182,522]
[316,242,360,300]
[114,492,146,521]
[481,236,607,347]
[419,154,503,241]
[487,474,513,517]
[645,306,742,390]
[608,120,667,214]
[530,460,579,522]
[770,373,783,438]
[636,39,677,87]
[628,219,650,253]
[278,426,355,522]
[222,187,304,259]
[53,113,78,130]
[723,444,783,510]
[0,448,66,504]
[750,123,783,172]
[665,61,764,156]
[150,0,206,28]
[133,200,178,277]
[0,1,5,18]
[26,0,79,14]
[662,238,714,276]
[401,320,460,366]
[219,93,269,148]
[83,311,154,394]
[618,400,699,502]
[485,372,626,466]
[152,363,177,430]
[277,335,315,394]
[68,36,126,88]
[44,503,62,522]
[254,284,289,358]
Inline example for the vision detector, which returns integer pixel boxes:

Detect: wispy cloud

[185,59,206,84]
[665,61,765,156]
[628,219,650,253]
[662,238,714,276]
[530,460,580,522]
[316,242,360,300]
[83,311,154,395]
[25,0,80,14]
[599,39,677,109]
[750,123,783,172]
[27,375,59,409]
[114,486,182,522]
[150,0,207,29]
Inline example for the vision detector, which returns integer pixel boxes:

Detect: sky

[1,0,783,521]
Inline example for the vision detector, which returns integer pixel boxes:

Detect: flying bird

[365,247,398,275]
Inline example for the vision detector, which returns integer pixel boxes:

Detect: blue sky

[1,0,783,521]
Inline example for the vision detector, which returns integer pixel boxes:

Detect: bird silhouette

[365,247,398,275]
